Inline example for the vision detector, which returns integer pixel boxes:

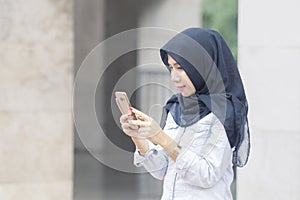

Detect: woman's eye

[168,64,183,71]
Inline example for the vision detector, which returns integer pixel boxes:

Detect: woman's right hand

[120,114,149,155]
[120,114,139,137]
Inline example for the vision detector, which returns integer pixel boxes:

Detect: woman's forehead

[167,54,179,65]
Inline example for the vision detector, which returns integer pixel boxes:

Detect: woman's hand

[128,107,161,138]
[120,114,139,138]
[120,113,149,155]
[129,107,173,146]
[129,107,180,160]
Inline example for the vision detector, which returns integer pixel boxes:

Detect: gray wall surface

[237,0,300,199]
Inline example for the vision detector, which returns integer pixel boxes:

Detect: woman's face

[168,55,196,97]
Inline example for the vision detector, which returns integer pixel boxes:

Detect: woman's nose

[171,70,180,82]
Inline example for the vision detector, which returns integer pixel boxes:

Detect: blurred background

[1,0,299,200]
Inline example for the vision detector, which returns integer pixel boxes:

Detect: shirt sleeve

[133,141,169,180]
[174,116,233,188]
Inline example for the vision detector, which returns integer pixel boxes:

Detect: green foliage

[202,0,238,60]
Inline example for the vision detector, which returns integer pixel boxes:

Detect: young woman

[120,28,250,200]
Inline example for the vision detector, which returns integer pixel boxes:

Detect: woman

[120,28,250,200]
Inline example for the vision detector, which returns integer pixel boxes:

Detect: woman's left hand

[128,107,162,142]
[128,107,179,160]
[129,107,180,160]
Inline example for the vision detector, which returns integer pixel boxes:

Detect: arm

[120,113,169,180]
[129,108,232,188]
[131,137,149,156]
[133,141,169,180]
[141,127,230,188]
[128,107,185,161]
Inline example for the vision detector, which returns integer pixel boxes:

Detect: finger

[122,122,138,129]
[129,119,151,127]
[120,114,130,123]
[122,123,139,130]
[137,127,150,134]
[130,107,150,120]
[133,113,144,121]
[123,129,139,138]
[137,115,144,120]
[120,113,135,123]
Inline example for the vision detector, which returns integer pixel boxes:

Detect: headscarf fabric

[159,28,250,167]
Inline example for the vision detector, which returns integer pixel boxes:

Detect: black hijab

[160,28,250,167]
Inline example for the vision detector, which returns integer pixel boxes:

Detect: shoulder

[191,113,226,140]
[201,113,230,149]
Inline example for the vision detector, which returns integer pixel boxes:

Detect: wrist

[131,136,145,143]
[149,130,181,161]
[136,143,149,156]
[131,137,149,156]
[149,130,173,148]
[164,140,182,161]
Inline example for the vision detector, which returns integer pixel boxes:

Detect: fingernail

[128,114,131,117]
[129,107,133,110]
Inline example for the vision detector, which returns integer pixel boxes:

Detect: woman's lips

[177,86,185,91]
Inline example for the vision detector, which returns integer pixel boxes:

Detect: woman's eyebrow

[168,62,179,66]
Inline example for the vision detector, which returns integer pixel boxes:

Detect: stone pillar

[0,0,73,199]
[74,0,105,152]
[138,0,201,30]
[238,0,300,199]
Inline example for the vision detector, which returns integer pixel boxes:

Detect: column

[238,0,300,199]
[0,0,74,199]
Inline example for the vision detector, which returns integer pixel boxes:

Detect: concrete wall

[73,0,105,152]
[0,0,73,199]
[138,0,201,30]
[238,0,300,199]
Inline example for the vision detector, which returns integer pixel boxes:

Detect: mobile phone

[115,91,137,119]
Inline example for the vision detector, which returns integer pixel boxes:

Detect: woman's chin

[181,91,196,97]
